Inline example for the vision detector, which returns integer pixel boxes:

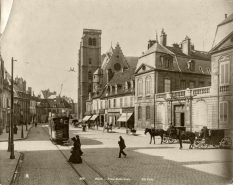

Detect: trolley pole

[10,57,17,159]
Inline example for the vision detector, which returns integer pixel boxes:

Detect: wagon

[194,128,232,149]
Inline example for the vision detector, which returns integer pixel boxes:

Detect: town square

[0,0,233,184]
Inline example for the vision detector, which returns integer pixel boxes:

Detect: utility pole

[10,57,17,159]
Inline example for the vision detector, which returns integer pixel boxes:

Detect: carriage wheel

[163,136,168,144]
[200,140,208,149]
[168,138,175,144]
[220,137,232,149]
[194,139,200,148]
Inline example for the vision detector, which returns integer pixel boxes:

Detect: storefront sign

[108,109,120,113]
[122,107,134,113]
[99,109,105,114]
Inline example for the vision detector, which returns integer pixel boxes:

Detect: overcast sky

[1,0,233,102]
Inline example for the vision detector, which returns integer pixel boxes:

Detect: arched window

[93,38,96,46]
[138,79,143,96]
[138,106,142,120]
[88,38,93,46]
[145,77,151,95]
[88,71,92,80]
[146,106,150,120]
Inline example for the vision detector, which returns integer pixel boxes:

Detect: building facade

[135,29,211,130]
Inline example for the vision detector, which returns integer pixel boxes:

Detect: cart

[194,128,232,149]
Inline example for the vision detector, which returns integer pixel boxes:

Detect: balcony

[219,85,229,92]
[193,87,211,96]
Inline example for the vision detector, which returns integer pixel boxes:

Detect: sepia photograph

[0,0,233,184]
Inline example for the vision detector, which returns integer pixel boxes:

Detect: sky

[1,0,233,102]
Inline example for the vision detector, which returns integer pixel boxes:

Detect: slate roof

[125,57,139,68]
[141,42,175,57]
[165,46,210,61]
[108,67,136,85]
[218,13,233,26]
[44,98,71,108]
[211,13,233,50]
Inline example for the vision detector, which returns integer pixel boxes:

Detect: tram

[48,115,69,144]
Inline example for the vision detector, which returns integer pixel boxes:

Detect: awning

[90,115,98,121]
[117,113,133,122]
[82,116,91,121]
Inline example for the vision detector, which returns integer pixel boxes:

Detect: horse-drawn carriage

[163,126,186,144]
[194,128,232,149]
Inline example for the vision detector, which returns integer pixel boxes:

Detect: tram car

[48,115,69,144]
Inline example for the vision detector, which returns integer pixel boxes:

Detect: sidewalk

[0,124,33,185]
[0,124,33,142]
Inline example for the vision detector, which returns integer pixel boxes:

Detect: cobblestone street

[1,125,232,185]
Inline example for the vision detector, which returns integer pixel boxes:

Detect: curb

[10,152,24,185]
[0,126,34,142]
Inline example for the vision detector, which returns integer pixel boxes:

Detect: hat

[71,137,76,141]
[76,135,79,138]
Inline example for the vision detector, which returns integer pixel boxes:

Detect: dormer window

[187,60,195,71]
[161,55,173,68]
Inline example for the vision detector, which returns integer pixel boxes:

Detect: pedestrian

[118,136,127,158]
[76,135,83,156]
[35,120,37,127]
[67,137,82,163]
[13,125,18,134]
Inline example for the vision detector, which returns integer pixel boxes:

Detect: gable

[105,44,129,72]
[136,63,154,74]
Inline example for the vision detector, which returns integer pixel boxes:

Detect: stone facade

[135,29,211,130]
[77,29,102,119]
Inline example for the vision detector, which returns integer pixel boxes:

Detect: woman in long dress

[68,137,82,163]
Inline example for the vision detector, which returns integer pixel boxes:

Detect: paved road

[11,124,232,185]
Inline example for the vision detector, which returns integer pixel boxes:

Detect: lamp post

[21,110,24,138]
[10,57,16,159]
[7,106,11,152]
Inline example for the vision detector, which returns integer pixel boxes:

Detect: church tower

[77,29,102,119]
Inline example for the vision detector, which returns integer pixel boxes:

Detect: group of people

[67,135,127,163]
[67,135,83,164]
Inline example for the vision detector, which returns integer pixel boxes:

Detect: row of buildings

[0,57,73,134]
[77,13,233,136]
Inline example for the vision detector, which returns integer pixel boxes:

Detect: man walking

[118,136,127,158]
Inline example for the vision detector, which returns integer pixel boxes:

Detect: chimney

[160,28,167,46]
[225,14,227,19]
[28,87,32,95]
[190,44,195,50]
[147,40,157,49]
[22,80,26,92]
[172,43,180,48]
[181,36,191,55]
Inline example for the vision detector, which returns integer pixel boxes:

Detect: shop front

[99,109,105,127]
[107,108,121,127]
[118,107,134,128]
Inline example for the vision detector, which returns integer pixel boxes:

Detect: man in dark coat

[118,136,127,158]
[76,135,83,156]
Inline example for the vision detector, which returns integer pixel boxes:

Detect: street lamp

[21,110,24,138]
[7,106,11,152]
[10,57,17,159]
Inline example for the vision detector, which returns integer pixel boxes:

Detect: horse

[169,128,195,149]
[144,128,165,144]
